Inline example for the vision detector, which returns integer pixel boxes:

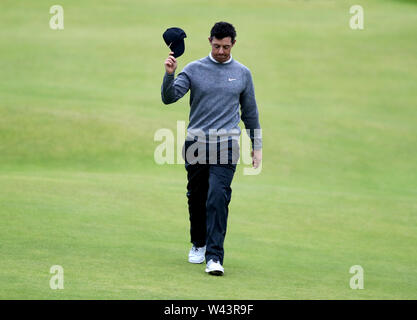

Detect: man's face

[209,36,236,63]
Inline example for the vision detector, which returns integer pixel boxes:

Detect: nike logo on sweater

[228,78,236,81]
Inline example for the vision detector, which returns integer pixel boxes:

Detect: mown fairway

[0,0,416,299]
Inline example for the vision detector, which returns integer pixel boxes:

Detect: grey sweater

[161,55,262,150]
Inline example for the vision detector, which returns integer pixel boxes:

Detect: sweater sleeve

[161,70,191,105]
[240,69,262,150]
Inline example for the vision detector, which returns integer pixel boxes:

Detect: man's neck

[209,52,233,64]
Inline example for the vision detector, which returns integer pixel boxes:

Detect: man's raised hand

[164,51,177,75]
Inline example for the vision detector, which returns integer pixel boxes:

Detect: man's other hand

[251,149,262,169]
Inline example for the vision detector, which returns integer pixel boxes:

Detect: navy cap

[163,27,187,58]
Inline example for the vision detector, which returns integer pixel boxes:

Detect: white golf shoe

[205,259,224,276]
[188,245,206,264]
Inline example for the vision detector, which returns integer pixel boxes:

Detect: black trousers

[183,139,239,265]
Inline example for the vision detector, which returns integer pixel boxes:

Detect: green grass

[0,0,416,299]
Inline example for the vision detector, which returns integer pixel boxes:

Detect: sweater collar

[209,52,233,64]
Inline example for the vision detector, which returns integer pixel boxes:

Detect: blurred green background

[0,0,416,299]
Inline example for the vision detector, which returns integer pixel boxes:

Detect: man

[161,21,262,276]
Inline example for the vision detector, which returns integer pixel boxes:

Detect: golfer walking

[161,22,262,275]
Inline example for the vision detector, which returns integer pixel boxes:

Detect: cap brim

[170,40,185,58]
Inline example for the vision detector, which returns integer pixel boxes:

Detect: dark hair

[210,21,236,42]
